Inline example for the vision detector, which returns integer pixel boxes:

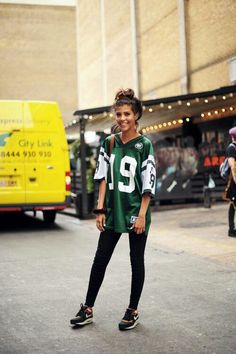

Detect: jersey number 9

[109,155,137,193]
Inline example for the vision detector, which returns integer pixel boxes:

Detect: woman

[225,127,236,237]
[70,89,156,330]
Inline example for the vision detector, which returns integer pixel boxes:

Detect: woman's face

[115,104,137,133]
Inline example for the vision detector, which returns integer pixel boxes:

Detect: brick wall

[186,0,236,92]
[76,0,103,109]
[77,0,135,109]
[1,1,235,117]
[0,4,77,123]
[137,0,181,99]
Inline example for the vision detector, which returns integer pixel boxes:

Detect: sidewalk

[61,201,236,268]
[60,201,212,218]
[150,201,236,267]
[1,202,236,354]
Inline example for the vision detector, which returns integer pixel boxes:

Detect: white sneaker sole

[70,318,93,326]
[119,319,139,330]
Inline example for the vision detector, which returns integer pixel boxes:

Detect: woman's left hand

[133,216,145,234]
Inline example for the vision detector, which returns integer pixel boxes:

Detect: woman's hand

[133,216,145,234]
[96,213,106,232]
[133,193,150,235]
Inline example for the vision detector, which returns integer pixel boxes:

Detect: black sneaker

[118,308,139,330]
[228,229,236,237]
[70,304,93,326]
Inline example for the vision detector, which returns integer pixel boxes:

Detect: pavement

[0,202,236,354]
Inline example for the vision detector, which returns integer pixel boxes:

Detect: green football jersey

[94,134,156,234]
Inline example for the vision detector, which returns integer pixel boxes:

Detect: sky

[0,0,76,6]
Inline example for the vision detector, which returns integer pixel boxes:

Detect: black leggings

[228,202,235,230]
[85,229,147,310]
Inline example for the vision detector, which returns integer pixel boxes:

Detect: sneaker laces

[78,303,92,315]
[123,308,138,321]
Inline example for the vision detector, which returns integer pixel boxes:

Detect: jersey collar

[116,133,143,147]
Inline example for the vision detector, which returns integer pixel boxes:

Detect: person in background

[70,88,156,330]
[225,127,236,237]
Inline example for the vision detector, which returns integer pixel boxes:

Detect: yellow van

[0,101,71,223]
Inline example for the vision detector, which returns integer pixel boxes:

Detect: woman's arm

[96,179,106,232]
[229,157,236,183]
[97,179,106,209]
[133,193,151,234]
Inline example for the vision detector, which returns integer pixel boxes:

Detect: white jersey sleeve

[141,144,156,197]
[94,140,110,181]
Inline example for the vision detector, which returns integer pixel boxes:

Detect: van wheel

[43,210,56,224]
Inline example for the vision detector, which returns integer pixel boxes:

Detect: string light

[73,93,236,134]
[142,117,189,133]
[139,101,236,134]
[199,106,235,120]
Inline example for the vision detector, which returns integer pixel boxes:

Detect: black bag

[219,143,236,180]
[219,158,230,180]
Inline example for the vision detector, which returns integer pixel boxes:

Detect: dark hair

[112,88,143,120]
[110,122,121,134]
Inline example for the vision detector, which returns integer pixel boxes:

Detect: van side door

[24,102,66,204]
[0,101,25,206]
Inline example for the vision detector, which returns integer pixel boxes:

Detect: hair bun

[115,88,135,101]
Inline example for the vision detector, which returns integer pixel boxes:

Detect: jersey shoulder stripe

[141,155,155,170]
[99,146,110,163]
[94,140,110,181]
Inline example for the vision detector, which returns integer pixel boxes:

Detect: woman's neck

[120,130,140,144]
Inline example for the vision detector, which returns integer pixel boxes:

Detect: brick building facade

[1,1,236,121]
[76,0,236,108]
[0,2,77,123]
